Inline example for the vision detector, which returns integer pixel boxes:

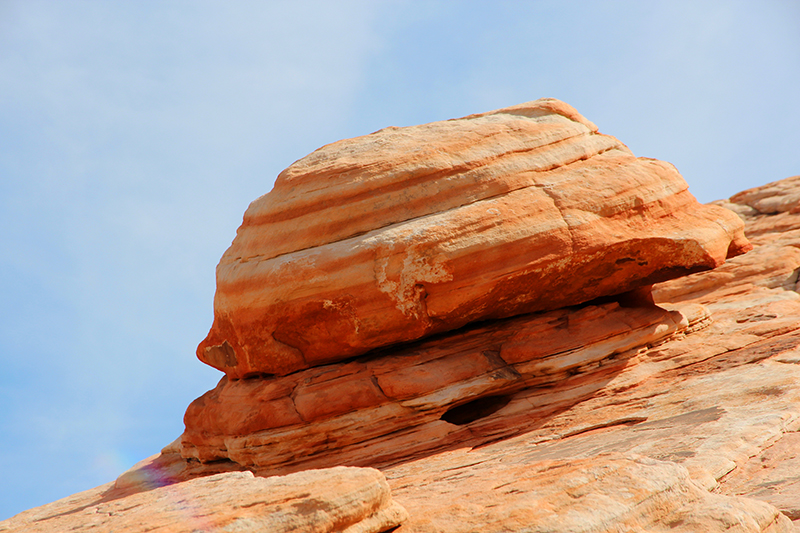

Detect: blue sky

[1,0,798,520]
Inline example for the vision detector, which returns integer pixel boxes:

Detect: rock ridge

[181,299,703,471]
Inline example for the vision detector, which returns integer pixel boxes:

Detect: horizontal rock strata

[385,454,794,533]
[198,98,750,378]
[176,176,800,531]
[378,176,800,531]
[182,299,701,469]
[11,111,800,532]
[0,467,408,533]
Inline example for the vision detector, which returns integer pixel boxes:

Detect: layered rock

[0,466,408,533]
[373,177,800,531]
[386,454,793,532]
[183,300,704,470]
[198,98,750,378]
[179,158,800,531]
[7,103,800,533]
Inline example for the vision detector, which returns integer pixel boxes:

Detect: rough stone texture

[0,466,407,533]
[720,431,800,522]
[198,97,750,378]
[385,454,792,533]
[373,176,800,530]
[5,103,799,532]
[724,175,800,215]
[182,299,701,470]
[179,174,800,531]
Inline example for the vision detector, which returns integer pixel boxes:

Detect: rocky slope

[2,100,798,533]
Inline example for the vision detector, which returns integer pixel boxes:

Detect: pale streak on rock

[198,98,750,378]
[11,115,800,531]
[179,176,800,531]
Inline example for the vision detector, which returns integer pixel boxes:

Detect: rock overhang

[196,97,751,379]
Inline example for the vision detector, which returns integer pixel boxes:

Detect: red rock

[12,105,800,532]
[181,301,694,469]
[198,98,750,378]
[176,176,800,531]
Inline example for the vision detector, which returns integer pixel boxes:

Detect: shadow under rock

[105,291,685,502]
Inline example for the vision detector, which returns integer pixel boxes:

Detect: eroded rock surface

[177,175,800,531]
[182,300,699,470]
[0,466,407,533]
[199,98,749,378]
[5,104,798,533]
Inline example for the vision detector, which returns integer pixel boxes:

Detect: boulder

[177,175,800,532]
[198,98,750,378]
[379,175,800,531]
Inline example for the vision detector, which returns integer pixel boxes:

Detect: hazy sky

[1,0,798,520]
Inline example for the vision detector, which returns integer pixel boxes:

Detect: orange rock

[386,454,793,533]
[178,176,800,530]
[720,432,800,523]
[14,113,800,531]
[198,98,750,378]
[0,465,408,533]
[728,175,800,215]
[181,301,697,469]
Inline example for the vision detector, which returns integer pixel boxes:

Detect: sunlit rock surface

[179,174,800,531]
[182,300,700,470]
[0,465,408,533]
[5,103,800,533]
[197,98,750,378]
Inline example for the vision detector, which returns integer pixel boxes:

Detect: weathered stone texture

[198,98,750,378]
[0,467,407,533]
[7,102,800,533]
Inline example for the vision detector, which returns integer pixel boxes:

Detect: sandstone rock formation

[198,98,750,378]
[3,102,798,533]
[375,175,800,531]
[0,465,407,533]
[182,299,704,471]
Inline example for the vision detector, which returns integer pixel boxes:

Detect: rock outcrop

[0,466,408,533]
[198,98,750,378]
[377,175,800,532]
[182,300,703,470]
[3,102,798,533]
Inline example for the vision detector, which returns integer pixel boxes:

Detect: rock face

[179,165,800,531]
[4,103,800,533]
[0,466,408,533]
[182,300,703,470]
[377,176,800,532]
[198,98,750,378]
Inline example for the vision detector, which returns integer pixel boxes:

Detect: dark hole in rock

[241,372,276,380]
[440,394,513,425]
